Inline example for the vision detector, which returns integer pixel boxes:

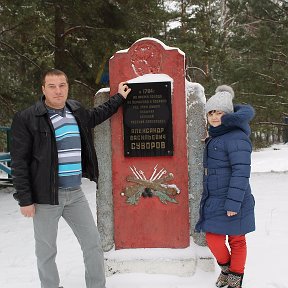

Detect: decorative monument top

[110,38,185,77]
[114,37,185,56]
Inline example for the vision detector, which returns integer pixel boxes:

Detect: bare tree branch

[0,40,40,68]
[74,80,97,93]
[268,57,288,65]
[237,20,262,27]
[186,66,207,77]
[274,101,288,105]
[257,121,288,126]
[240,92,277,97]
[0,23,23,36]
[0,95,17,114]
[41,35,57,49]
[63,49,86,70]
[0,15,41,36]
[253,71,276,81]
[267,0,288,15]
[252,105,267,109]
[267,50,287,58]
[61,26,108,38]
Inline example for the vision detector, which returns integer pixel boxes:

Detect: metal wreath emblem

[121,165,180,205]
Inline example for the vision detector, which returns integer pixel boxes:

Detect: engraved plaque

[123,82,173,157]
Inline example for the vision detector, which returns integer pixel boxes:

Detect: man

[11,68,131,288]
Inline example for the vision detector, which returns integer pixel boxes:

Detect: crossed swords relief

[121,165,180,205]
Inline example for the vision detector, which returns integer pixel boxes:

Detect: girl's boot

[215,262,230,287]
[227,271,244,288]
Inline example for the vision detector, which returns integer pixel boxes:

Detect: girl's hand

[227,211,237,217]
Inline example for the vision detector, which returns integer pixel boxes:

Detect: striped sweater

[47,106,82,188]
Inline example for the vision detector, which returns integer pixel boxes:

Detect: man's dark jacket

[11,93,125,207]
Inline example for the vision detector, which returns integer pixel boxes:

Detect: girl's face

[207,110,225,127]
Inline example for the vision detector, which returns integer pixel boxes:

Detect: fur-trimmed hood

[221,104,255,136]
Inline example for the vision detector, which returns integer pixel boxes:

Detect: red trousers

[206,232,247,274]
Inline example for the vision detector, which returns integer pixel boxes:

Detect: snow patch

[185,80,206,105]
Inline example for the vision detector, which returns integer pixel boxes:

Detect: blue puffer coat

[195,105,256,235]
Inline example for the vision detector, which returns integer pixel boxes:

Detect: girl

[195,85,255,288]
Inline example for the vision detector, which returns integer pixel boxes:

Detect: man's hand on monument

[20,204,35,218]
[118,82,131,99]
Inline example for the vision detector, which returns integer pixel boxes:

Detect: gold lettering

[151,99,167,104]
[139,110,154,114]
[149,105,160,109]
[130,141,166,150]
[130,128,165,134]
[144,119,166,124]
[139,115,154,119]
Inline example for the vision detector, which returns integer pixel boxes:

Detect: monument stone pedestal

[104,241,214,277]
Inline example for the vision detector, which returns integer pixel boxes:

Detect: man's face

[42,74,68,109]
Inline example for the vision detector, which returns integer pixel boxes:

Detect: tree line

[0,0,287,149]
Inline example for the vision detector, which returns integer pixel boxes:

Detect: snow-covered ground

[0,143,287,288]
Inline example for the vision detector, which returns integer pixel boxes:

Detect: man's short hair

[41,69,68,86]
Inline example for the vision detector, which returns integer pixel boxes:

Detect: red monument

[109,38,189,249]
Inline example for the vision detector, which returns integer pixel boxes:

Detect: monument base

[104,241,214,277]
